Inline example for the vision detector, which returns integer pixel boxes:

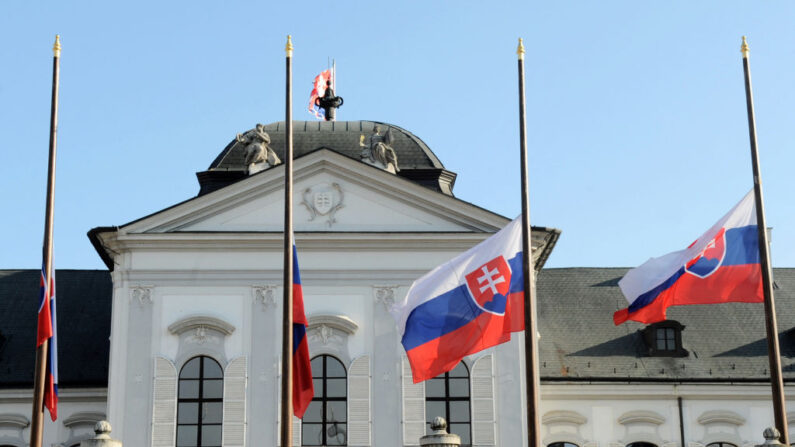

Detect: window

[176,356,223,447]
[548,443,580,447]
[707,443,738,447]
[627,443,658,447]
[425,362,471,445]
[641,320,688,357]
[303,355,347,446]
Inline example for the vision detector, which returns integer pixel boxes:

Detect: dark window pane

[450,423,470,445]
[304,401,323,423]
[549,443,580,447]
[426,401,445,423]
[178,402,199,424]
[657,338,666,350]
[179,380,199,399]
[203,380,223,399]
[201,425,222,446]
[425,379,445,398]
[449,363,468,377]
[313,378,323,396]
[302,423,323,445]
[176,425,198,446]
[449,401,470,422]
[449,378,469,397]
[203,358,223,379]
[325,423,346,445]
[326,358,346,377]
[202,402,223,424]
[326,378,346,398]
[327,401,347,422]
[181,358,201,379]
[311,357,323,377]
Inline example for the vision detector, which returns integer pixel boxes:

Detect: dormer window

[641,321,688,357]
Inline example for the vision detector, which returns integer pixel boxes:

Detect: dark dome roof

[196,120,456,196]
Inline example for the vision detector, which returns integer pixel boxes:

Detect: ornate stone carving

[185,326,219,346]
[309,324,341,346]
[237,123,281,175]
[360,124,399,173]
[168,315,235,336]
[301,182,344,226]
[130,286,153,306]
[253,285,278,310]
[374,285,399,311]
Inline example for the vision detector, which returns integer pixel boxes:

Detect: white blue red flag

[392,217,525,383]
[615,190,763,325]
[308,70,331,120]
[36,264,58,420]
[292,245,314,418]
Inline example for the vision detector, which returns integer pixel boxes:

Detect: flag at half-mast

[308,70,331,120]
[37,264,59,420]
[292,245,314,418]
[391,217,526,383]
[615,190,763,325]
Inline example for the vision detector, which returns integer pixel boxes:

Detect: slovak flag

[36,265,58,420]
[308,70,331,120]
[615,190,763,325]
[392,217,525,383]
[292,245,314,418]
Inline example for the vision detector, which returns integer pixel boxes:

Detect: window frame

[641,320,688,357]
[302,354,347,446]
[176,355,224,447]
[425,362,472,445]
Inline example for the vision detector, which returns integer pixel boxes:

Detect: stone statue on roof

[360,124,399,173]
[236,123,281,175]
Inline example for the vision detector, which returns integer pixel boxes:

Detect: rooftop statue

[236,123,281,175]
[360,125,399,173]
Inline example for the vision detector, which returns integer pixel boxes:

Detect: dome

[196,120,456,196]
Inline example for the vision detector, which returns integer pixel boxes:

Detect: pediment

[122,150,507,235]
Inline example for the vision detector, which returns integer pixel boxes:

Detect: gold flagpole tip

[740,36,749,58]
[517,37,525,60]
[53,35,61,58]
[285,35,294,57]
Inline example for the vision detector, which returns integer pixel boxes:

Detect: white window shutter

[402,357,425,446]
[151,356,177,447]
[223,356,247,447]
[471,354,496,446]
[348,356,371,446]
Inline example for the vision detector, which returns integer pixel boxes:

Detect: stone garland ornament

[130,286,153,306]
[374,285,400,312]
[253,285,278,310]
[301,182,344,226]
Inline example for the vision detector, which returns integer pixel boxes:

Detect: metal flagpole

[280,34,295,447]
[517,38,542,447]
[31,34,61,447]
[740,36,789,444]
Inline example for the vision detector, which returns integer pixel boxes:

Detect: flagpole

[740,36,789,444]
[280,35,295,447]
[31,34,61,447]
[517,38,542,447]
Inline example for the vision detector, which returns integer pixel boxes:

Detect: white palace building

[1,120,794,447]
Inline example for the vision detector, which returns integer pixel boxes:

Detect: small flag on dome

[308,70,331,120]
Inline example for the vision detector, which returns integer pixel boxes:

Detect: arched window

[627,443,658,447]
[176,356,223,447]
[425,362,471,445]
[303,355,347,446]
[707,443,738,447]
[549,443,580,447]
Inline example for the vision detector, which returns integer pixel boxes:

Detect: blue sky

[1,2,793,269]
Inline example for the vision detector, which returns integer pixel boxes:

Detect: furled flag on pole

[308,70,331,120]
[615,190,763,325]
[292,245,314,418]
[37,265,58,420]
[391,217,526,383]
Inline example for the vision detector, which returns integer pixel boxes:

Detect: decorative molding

[697,410,746,426]
[309,324,340,346]
[618,410,666,425]
[308,315,358,335]
[542,410,587,425]
[63,411,106,428]
[373,285,399,311]
[130,286,153,305]
[0,413,29,428]
[168,315,235,336]
[253,285,278,310]
[301,182,345,227]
